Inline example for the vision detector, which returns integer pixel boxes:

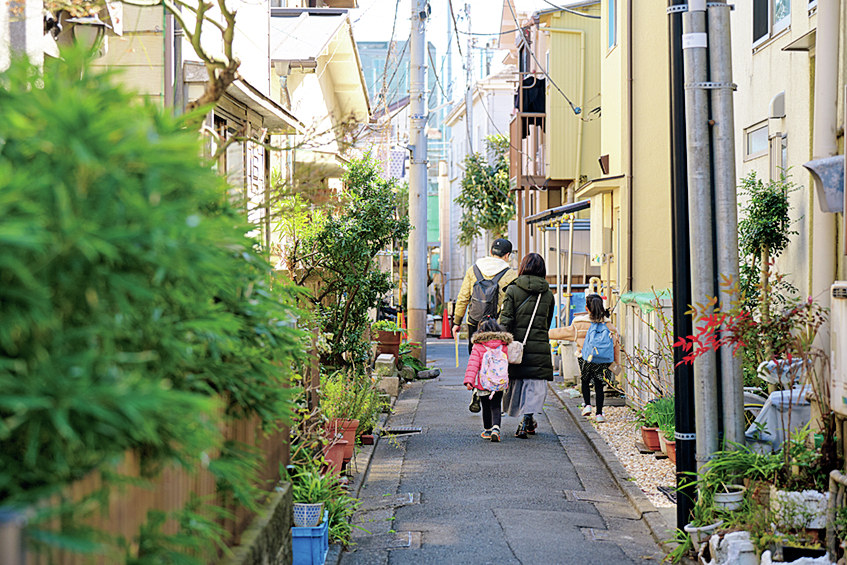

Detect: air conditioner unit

[830,282,847,416]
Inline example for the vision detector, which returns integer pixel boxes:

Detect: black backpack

[467,266,509,324]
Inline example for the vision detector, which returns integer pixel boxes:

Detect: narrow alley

[340,341,666,565]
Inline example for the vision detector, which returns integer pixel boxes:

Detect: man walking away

[452,238,517,412]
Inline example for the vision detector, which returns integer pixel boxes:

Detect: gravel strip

[586,405,676,509]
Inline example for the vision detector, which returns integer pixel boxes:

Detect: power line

[456,26,530,37]
[446,0,464,58]
[540,0,601,19]
[505,0,597,121]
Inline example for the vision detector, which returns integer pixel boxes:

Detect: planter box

[292,511,329,565]
[658,432,669,455]
[359,434,375,445]
[640,427,661,451]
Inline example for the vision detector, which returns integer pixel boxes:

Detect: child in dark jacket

[463,319,513,442]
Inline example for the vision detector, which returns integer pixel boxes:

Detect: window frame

[753,0,791,48]
[607,0,617,51]
[744,121,769,161]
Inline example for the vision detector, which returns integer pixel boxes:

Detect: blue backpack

[582,322,614,364]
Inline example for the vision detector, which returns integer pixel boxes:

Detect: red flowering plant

[674,264,834,472]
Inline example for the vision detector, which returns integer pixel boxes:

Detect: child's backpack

[478,345,510,392]
[581,322,615,364]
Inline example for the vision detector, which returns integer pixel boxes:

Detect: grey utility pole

[408,0,429,361]
[708,0,744,447]
[464,3,473,156]
[681,0,719,468]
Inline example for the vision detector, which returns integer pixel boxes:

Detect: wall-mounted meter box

[829,282,847,416]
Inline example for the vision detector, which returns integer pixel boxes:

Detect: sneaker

[595,414,606,423]
[490,427,501,442]
[581,405,592,417]
[481,429,492,440]
[469,393,481,413]
[526,417,538,435]
[515,421,528,439]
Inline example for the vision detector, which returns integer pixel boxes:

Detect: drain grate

[382,426,423,436]
[658,485,677,504]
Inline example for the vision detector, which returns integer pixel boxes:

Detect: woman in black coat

[498,253,556,438]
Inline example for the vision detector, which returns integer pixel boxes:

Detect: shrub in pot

[372,320,403,359]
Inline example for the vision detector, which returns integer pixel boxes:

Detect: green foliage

[283,462,362,545]
[455,135,515,246]
[320,369,381,434]
[285,153,410,365]
[371,320,403,333]
[738,170,797,262]
[648,397,675,440]
[0,52,302,557]
[127,496,231,565]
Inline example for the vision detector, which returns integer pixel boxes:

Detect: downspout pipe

[707,1,745,447]
[164,11,173,108]
[681,0,720,468]
[809,0,839,314]
[669,0,697,529]
[626,0,633,293]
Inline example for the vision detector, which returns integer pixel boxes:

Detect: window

[753,0,790,45]
[745,122,768,159]
[770,134,788,179]
[607,0,617,50]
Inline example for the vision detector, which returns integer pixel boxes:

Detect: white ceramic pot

[683,520,723,544]
[293,502,324,527]
[714,484,746,511]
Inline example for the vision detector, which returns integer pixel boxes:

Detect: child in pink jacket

[463,319,513,442]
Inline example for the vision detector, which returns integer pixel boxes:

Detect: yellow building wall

[629,1,673,292]
[599,0,623,177]
[544,11,601,184]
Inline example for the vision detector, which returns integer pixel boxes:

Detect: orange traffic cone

[440,313,452,339]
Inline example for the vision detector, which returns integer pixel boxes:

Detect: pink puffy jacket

[463,330,514,390]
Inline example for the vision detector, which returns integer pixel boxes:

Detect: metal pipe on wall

[566,214,576,324]
[708,0,744,447]
[681,0,719,467]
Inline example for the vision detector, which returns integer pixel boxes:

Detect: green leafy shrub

[283,153,410,366]
[0,52,302,555]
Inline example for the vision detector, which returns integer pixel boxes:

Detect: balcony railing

[509,72,546,190]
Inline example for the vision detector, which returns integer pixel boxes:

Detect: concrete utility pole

[408,0,429,361]
[681,0,719,468]
[708,0,744,447]
[464,2,474,156]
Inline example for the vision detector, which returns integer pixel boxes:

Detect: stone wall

[219,482,292,565]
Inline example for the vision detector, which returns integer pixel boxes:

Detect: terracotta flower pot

[327,419,359,462]
[359,434,375,445]
[641,426,662,451]
[666,440,676,464]
[375,330,402,360]
[322,439,347,475]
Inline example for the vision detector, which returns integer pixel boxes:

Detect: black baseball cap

[491,238,513,256]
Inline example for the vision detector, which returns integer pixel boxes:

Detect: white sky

[350,0,513,99]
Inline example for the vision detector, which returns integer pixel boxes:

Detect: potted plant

[637,400,663,452]
[372,319,403,359]
[652,396,675,460]
[713,483,746,511]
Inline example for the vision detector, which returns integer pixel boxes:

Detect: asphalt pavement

[339,340,665,565]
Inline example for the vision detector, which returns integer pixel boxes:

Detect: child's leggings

[480,391,503,429]
[578,358,611,415]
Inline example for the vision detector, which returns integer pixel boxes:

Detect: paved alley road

[340,341,665,565]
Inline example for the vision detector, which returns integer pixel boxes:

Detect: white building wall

[730,1,817,299]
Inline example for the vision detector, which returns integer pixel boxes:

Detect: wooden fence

[622,298,675,409]
[26,416,290,565]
